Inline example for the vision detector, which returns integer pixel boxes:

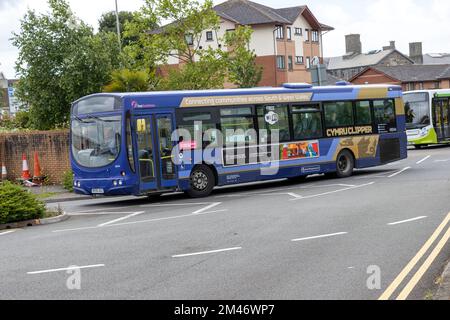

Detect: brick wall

[0,130,71,184]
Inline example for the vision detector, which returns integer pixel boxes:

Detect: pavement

[27,184,91,203]
[1,146,450,300]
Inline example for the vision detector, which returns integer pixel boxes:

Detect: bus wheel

[187,165,215,198]
[336,150,354,178]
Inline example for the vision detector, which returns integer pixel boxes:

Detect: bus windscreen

[404,92,430,129]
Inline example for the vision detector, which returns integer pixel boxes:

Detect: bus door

[133,113,177,193]
[433,98,450,140]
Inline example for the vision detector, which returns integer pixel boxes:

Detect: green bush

[0,182,45,224]
[62,170,74,192]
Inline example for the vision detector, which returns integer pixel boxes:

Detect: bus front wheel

[186,165,215,198]
[335,150,354,178]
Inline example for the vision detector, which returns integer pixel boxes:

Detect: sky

[1,0,450,79]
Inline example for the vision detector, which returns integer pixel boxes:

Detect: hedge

[0,182,45,224]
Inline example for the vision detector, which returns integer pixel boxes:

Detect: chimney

[383,41,396,51]
[409,42,423,64]
[345,34,362,55]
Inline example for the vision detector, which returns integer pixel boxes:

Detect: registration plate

[92,188,105,194]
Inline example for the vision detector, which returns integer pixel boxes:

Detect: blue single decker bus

[70,83,407,198]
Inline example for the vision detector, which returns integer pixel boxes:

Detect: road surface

[1,146,450,300]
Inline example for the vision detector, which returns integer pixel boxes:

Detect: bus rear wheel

[335,150,354,178]
[186,165,215,198]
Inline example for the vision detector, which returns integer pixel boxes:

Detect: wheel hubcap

[192,171,208,191]
[338,156,349,172]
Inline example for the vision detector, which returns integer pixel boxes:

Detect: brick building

[349,64,450,91]
[326,34,415,81]
[157,0,333,87]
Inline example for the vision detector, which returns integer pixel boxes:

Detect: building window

[287,27,292,40]
[275,25,284,39]
[276,55,286,69]
[434,82,440,89]
[305,29,309,42]
[294,28,302,36]
[306,57,311,69]
[185,34,194,46]
[288,56,293,71]
[311,30,319,42]
[206,31,213,41]
[295,56,304,64]
[418,82,424,90]
[407,83,415,91]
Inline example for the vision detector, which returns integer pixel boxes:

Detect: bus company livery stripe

[179,93,313,108]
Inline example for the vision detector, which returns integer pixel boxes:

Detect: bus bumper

[407,128,437,146]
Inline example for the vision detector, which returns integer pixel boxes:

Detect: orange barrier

[33,152,43,180]
[1,162,7,181]
[21,154,31,181]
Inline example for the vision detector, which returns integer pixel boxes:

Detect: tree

[103,69,150,92]
[223,26,262,88]
[124,0,226,90]
[99,11,135,47]
[12,0,121,130]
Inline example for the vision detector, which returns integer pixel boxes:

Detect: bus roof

[73,83,402,109]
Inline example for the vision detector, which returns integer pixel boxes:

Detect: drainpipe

[273,28,278,87]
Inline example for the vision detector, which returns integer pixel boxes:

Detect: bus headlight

[420,127,429,137]
[118,180,123,186]
[113,180,118,187]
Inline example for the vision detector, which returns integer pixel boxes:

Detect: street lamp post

[115,0,122,52]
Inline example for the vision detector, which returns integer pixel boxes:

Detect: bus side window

[355,101,372,125]
[291,105,323,140]
[373,99,397,133]
[324,101,354,127]
[257,104,290,143]
[220,107,256,146]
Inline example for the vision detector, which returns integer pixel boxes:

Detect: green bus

[404,89,450,148]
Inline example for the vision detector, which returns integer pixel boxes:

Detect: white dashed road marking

[388,167,411,178]
[291,232,348,242]
[98,211,145,227]
[172,247,242,258]
[416,155,431,164]
[388,216,427,226]
[27,264,105,275]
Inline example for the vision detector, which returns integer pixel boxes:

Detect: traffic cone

[33,152,43,180]
[1,162,7,181]
[21,154,31,181]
